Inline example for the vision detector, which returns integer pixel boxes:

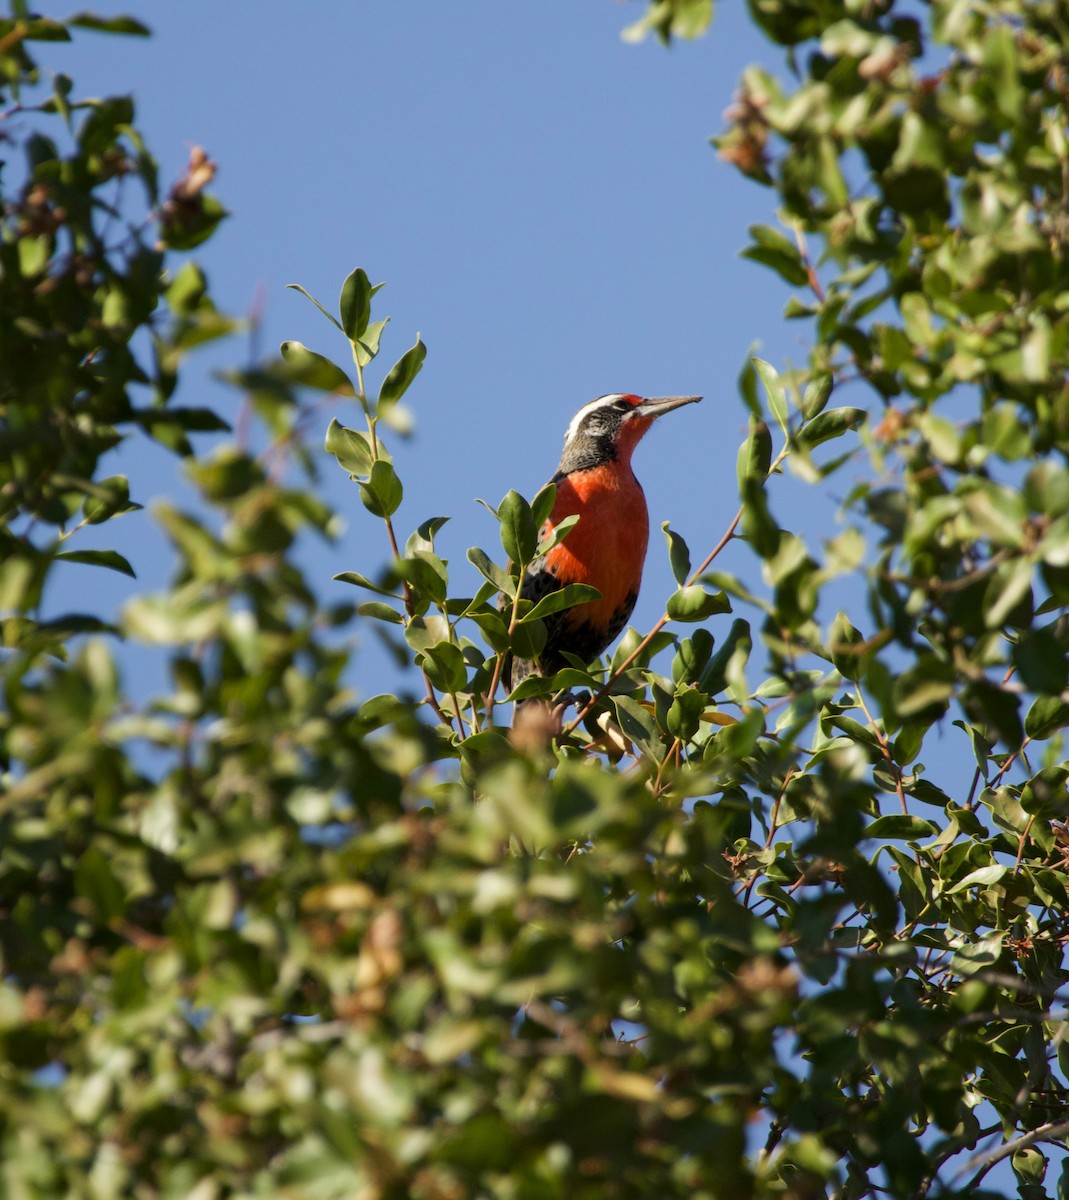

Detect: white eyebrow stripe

[563,394,628,446]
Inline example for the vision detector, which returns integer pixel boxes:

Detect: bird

[506,392,702,697]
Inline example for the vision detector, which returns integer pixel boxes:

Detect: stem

[354,356,456,733]
[792,223,825,303]
[485,562,531,727]
[855,683,908,815]
[738,768,793,907]
[1014,814,1036,875]
[56,515,91,544]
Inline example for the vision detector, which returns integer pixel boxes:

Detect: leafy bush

[2,3,1069,1197]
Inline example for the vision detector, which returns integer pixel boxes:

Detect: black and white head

[555,393,702,477]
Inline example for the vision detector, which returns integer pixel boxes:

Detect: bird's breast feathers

[539,465,649,628]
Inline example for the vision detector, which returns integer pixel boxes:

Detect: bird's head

[556,393,702,476]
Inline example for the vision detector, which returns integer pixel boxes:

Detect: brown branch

[961,1118,1069,1192]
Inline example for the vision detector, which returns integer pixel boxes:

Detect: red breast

[541,463,649,634]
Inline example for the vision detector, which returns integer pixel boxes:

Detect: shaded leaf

[522,583,601,623]
[324,417,373,476]
[498,490,538,566]
[340,267,374,341]
[378,336,426,409]
[279,341,355,393]
[359,460,403,518]
[55,548,136,578]
[753,357,788,436]
[666,584,730,622]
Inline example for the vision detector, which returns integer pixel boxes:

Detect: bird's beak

[632,395,702,420]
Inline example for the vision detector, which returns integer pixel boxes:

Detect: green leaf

[78,95,133,155]
[1020,766,1069,818]
[55,549,136,578]
[672,629,713,685]
[741,227,810,286]
[138,406,231,435]
[508,618,547,662]
[737,419,773,492]
[701,618,751,698]
[893,656,955,720]
[1024,461,1069,516]
[396,551,448,605]
[740,475,779,559]
[506,674,559,703]
[498,490,538,566]
[946,865,1007,895]
[408,516,450,554]
[661,523,692,585]
[796,407,865,451]
[159,193,228,251]
[753,357,788,437]
[666,687,705,742]
[333,571,403,599]
[466,547,515,598]
[531,483,557,531]
[963,485,1027,550]
[404,614,449,654]
[324,417,373,476]
[865,814,938,840]
[983,402,1032,462]
[908,780,952,808]
[123,591,223,644]
[285,283,343,331]
[69,13,151,34]
[802,375,833,418]
[419,641,468,693]
[355,318,390,368]
[536,513,579,555]
[39,613,119,638]
[621,0,713,44]
[154,503,232,579]
[359,460,403,518]
[948,932,1004,975]
[74,845,126,922]
[82,476,135,524]
[1012,625,1068,694]
[357,601,405,624]
[666,585,730,622]
[378,337,426,409]
[1024,695,1069,741]
[829,611,865,682]
[339,267,374,342]
[467,607,510,652]
[1011,1148,1047,1187]
[279,341,355,394]
[522,583,601,624]
[962,679,1024,751]
[983,560,1033,629]
[609,695,665,763]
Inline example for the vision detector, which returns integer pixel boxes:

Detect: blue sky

[42,1,813,692]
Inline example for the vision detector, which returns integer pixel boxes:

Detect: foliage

[2,3,1069,1199]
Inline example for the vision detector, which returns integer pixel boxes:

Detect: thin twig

[855,683,908,815]
[352,355,456,733]
[959,1118,1069,1191]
